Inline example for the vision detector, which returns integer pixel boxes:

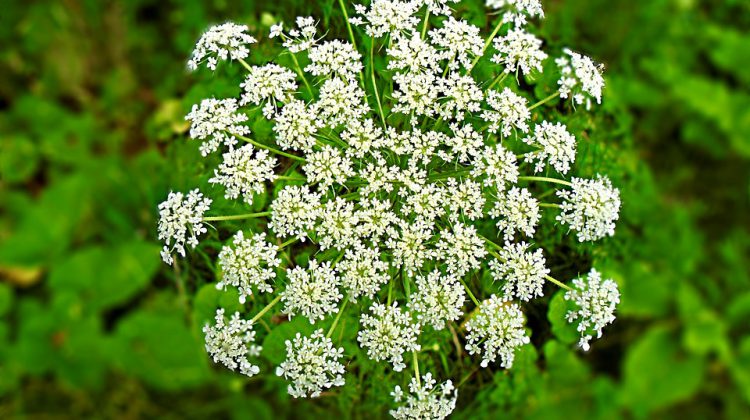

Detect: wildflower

[282,16,319,53]
[187,23,256,71]
[489,241,549,301]
[409,270,465,330]
[557,48,605,108]
[491,28,548,76]
[490,187,541,241]
[421,0,460,16]
[185,98,250,156]
[564,268,620,351]
[486,0,544,28]
[217,231,281,303]
[444,178,486,221]
[269,185,321,241]
[392,71,439,119]
[338,244,391,300]
[472,144,519,191]
[276,329,346,398]
[209,144,277,205]
[557,175,621,242]
[355,198,400,240]
[281,260,343,323]
[482,87,530,137]
[303,145,355,190]
[523,121,577,174]
[316,197,360,251]
[390,373,457,419]
[441,123,483,164]
[387,35,441,74]
[429,17,484,71]
[465,296,530,368]
[203,308,262,377]
[435,223,487,276]
[273,99,320,152]
[240,64,298,108]
[386,218,436,276]
[314,77,370,127]
[350,0,420,39]
[358,303,421,371]
[306,40,363,81]
[157,189,211,265]
[341,119,386,158]
[269,23,283,38]
[437,73,483,121]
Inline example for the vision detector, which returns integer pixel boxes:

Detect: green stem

[289,52,314,97]
[250,294,282,324]
[538,202,561,208]
[326,296,349,339]
[421,10,430,39]
[203,211,271,222]
[469,17,504,70]
[276,175,306,181]
[528,92,559,111]
[338,0,367,88]
[545,275,573,291]
[235,133,306,162]
[488,72,509,90]
[278,237,298,250]
[413,351,421,387]
[238,57,253,72]
[370,40,387,128]
[459,276,481,307]
[518,176,573,187]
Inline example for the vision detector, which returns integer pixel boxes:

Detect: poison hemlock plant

[158,0,621,417]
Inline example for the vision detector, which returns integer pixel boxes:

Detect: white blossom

[392,71,439,119]
[306,40,363,81]
[355,198,400,240]
[158,189,211,265]
[386,218,436,275]
[281,16,320,53]
[486,0,544,28]
[491,28,547,76]
[490,187,540,241]
[472,144,519,191]
[409,270,465,330]
[428,17,484,70]
[390,373,457,419]
[281,260,342,323]
[273,99,320,152]
[203,309,261,377]
[489,241,549,301]
[240,64,298,109]
[564,268,620,351]
[269,185,321,241]
[185,98,249,156]
[316,197,360,250]
[557,48,605,109]
[188,23,256,71]
[482,87,530,137]
[217,231,281,303]
[338,244,391,300]
[209,144,276,204]
[350,0,420,39]
[437,73,483,121]
[387,35,441,74]
[557,175,621,242]
[524,120,577,174]
[313,77,370,127]
[444,178,486,221]
[358,303,421,371]
[341,119,386,158]
[435,223,487,276]
[465,296,530,368]
[276,329,346,398]
[303,145,355,190]
[442,123,484,164]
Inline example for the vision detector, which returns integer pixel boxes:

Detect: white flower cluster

[465,296,530,368]
[203,308,262,377]
[564,269,620,351]
[157,189,211,265]
[358,303,421,371]
[276,329,346,398]
[390,373,457,419]
[163,0,623,415]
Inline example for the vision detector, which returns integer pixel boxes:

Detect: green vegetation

[0,0,748,418]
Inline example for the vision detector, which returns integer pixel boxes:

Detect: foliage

[0,0,748,418]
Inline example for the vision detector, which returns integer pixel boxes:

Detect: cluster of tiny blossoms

[159,0,623,417]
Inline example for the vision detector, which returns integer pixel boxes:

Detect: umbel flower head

[166,0,624,416]
[203,308,262,377]
[564,268,620,351]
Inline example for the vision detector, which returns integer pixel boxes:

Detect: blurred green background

[1,0,749,418]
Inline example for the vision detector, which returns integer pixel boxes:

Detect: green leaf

[547,290,579,345]
[262,317,316,365]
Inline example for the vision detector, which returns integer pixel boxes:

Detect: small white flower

[355,198,399,240]
[158,189,211,265]
[269,185,321,241]
[316,197,360,251]
[465,296,530,368]
[209,144,277,205]
[187,23,256,71]
[489,187,540,241]
[385,218,436,276]
[338,244,391,300]
[557,175,621,242]
[303,145,355,190]
[486,0,544,28]
[351,0,420,39]
[392,71,439,119]
[276,329,346,398]
[437,73,483,121]
[489,241,549,301]
[240,64,298,108]
[387,35,441,74]
[390,373,457,419]
[482,87,530,137]
[471,144,519,191]
[358,302,421,371]
[444,178,486,221]
[556,48,605,109]
[217,231,281,303]
[491,28,548,76]
[281,260,343,323]
[523,120,577,174]
[435,223,487,276]
[281,16,320,53]
[313,77,370,127]
[341,119,386,158]
[273,99,321,152]
[421,0,460,15]
[185,98,249,156]
[203,308,262,377]
[564,268,620,351]
[409,270,465,330]
[442,123,484,164]
[428,17,484,70]
[269,23,283,38]
[306,40,363,81]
